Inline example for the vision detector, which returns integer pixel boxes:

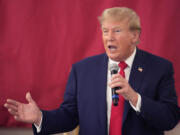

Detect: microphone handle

[111,69,120,106]
[112,87,121,106]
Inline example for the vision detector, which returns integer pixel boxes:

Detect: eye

[103,30,108,33]
[115,29,121,33]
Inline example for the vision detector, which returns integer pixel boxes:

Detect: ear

[131,30,140,44]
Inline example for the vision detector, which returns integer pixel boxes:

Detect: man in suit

[4,7,180,135]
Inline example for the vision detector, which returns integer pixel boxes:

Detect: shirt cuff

[129,93,141,112]
[34,113,43,133]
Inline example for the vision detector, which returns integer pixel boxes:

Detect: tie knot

[118,61,127,70]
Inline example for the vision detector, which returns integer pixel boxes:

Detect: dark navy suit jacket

[33,49,179,135]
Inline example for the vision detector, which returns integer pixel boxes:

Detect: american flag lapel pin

[138,67,143,72]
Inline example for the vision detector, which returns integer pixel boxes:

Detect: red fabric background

[0,0,179,127]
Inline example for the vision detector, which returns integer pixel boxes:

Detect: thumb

[26,92,34,103]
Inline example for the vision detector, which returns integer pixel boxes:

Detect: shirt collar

[109,47,137,68]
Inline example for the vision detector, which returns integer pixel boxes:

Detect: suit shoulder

[140,49,173,66]
[73,53,107,68]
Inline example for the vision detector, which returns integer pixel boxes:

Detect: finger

[111,74,124,81]
[109,82,124,89]
[108,79,120,87]
[111,74,121,80]
[14,115,24,122]
[14,116,22,121]
[6,99,21,107]
[4,103,18,112]
[26,92,34,103]
[110,77,124,84]
[116,88,126,94]
[116,89,129,100]
[8,108,19,116]
[14,116,27,122]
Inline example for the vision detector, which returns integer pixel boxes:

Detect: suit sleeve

[33,64,79,135]
[139,62,180,131]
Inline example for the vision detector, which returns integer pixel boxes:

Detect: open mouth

[108,45,117,51]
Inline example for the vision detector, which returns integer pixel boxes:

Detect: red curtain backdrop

[0,0,179,127]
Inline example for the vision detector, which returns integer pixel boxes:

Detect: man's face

[102,19,138,62]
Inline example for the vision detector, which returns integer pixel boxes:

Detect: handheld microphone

[109,64,120,106]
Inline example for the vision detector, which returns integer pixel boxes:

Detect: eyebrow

[102,26,121,29]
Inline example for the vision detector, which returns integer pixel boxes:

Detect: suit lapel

[95,53,108,134]
[123,49,147,124]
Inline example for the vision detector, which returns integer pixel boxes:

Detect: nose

[107,31,115,42]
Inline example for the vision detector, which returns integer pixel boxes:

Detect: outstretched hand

[4,92,42,126]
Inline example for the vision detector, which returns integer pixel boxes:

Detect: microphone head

[109,63,119,75]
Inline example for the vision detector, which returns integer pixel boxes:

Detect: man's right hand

[4,92,42,126]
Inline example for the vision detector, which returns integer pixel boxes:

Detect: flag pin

[138,67,143,72]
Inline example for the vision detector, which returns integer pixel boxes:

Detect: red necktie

[109,61,127,135]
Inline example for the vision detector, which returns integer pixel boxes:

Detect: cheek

[117,35,132,46]
[103,38,108,47]
[102,36,106,43]
[117,39,132,53]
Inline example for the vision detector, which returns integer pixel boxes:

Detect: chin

[108,54,120,62]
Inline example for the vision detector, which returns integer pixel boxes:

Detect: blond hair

[98,7,141,32]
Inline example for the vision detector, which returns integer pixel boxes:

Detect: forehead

[101,19,129,29]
